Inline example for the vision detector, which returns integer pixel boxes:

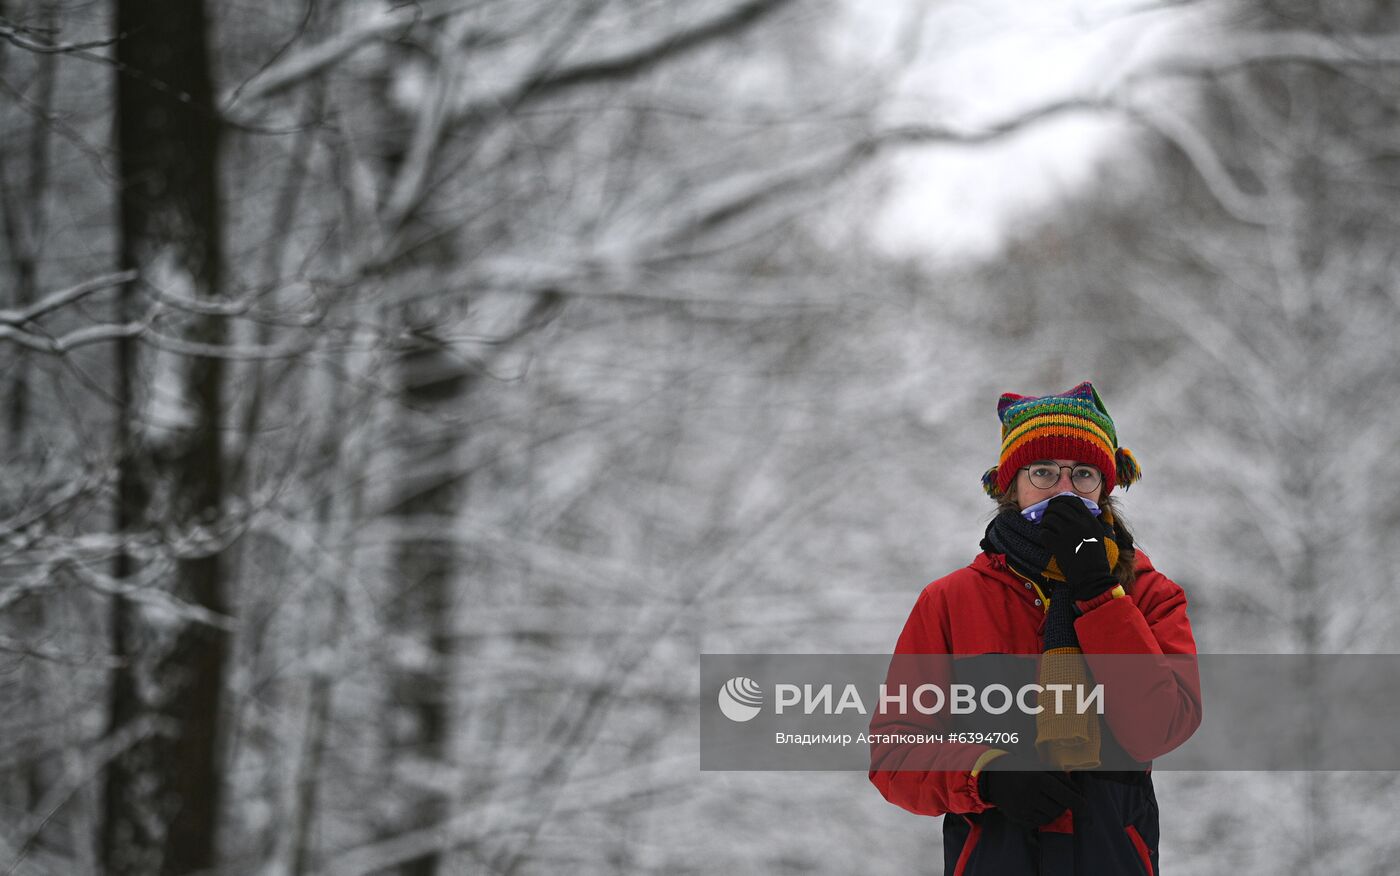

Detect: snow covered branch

[0,270,136,325]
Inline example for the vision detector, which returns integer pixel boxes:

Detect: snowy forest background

[1,0,1398,873]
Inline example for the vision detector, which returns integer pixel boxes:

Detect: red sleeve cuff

[966,749,1006,811]
[966,767,991,812]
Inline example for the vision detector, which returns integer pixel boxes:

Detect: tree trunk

[101,0,230,872]
[0,0,58,830]
[383,331,470,876]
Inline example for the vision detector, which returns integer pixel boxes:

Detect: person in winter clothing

[869,382,1201,876]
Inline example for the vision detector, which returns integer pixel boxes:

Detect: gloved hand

[976,751,1088,828]
[1038,495,1117,602]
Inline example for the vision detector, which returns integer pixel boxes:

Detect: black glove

[976,751,1088,828]
[1038,495,1117,602]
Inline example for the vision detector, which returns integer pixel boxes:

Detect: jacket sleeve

[868,583,997,817]
[1072,565,1203,763]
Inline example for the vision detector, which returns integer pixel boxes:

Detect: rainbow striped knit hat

[981,381,1141,499]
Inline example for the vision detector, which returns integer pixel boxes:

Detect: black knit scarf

[981,506,1126,593]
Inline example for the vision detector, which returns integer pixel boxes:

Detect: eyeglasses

[1020,462,1103,494]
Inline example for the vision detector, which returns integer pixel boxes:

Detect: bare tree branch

[316,753,699,876]
[142,329,318,361]
[474,0,799,109]
[1121,97,1275,224]
[65,559,238,632]
[1136,31,1400,82]
[0,21,117,55]
[379,15,476,233]
[0,270,136,325]
[0,715,172,876]
[225,2,481,106]
[0,320,147,354]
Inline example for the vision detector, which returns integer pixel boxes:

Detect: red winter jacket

[869,549,1201,875]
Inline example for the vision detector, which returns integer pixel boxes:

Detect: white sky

[837,0,1208,264]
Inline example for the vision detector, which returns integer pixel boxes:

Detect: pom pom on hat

[1115,446,1141,489]
[982,466,1002,499]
